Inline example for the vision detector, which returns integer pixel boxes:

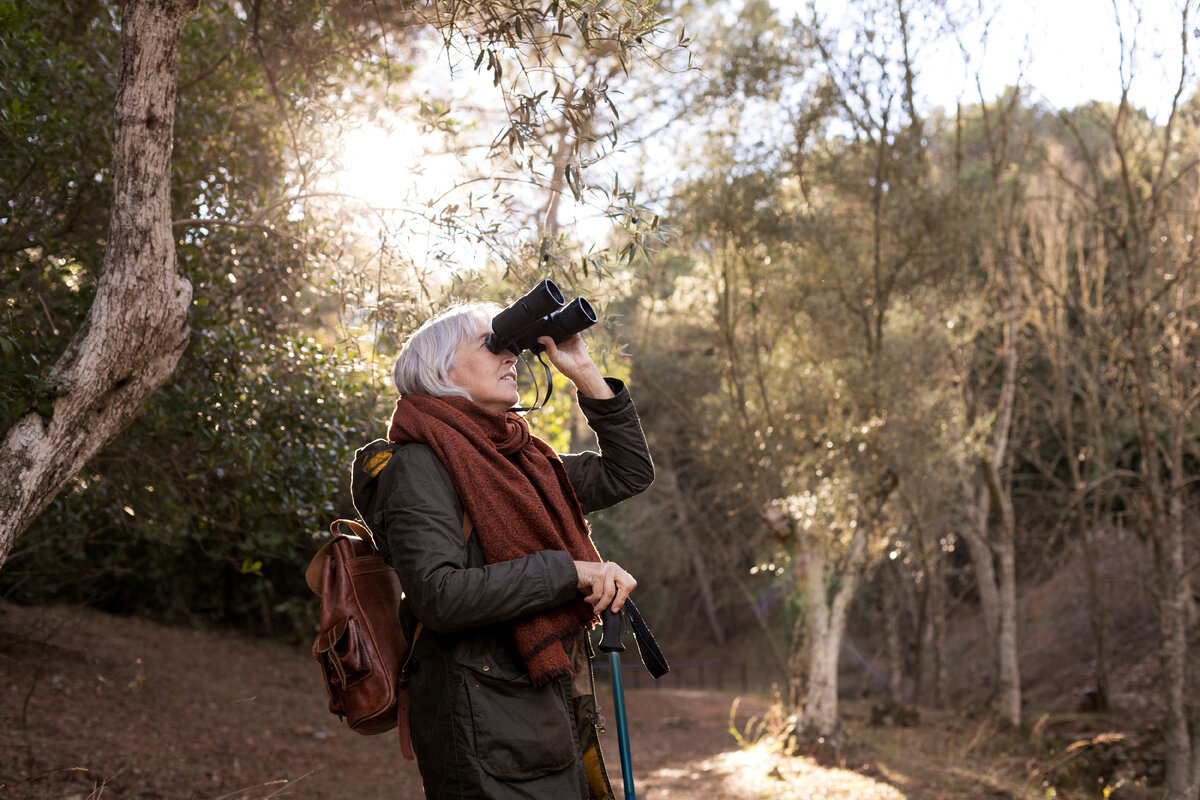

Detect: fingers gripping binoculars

[486,279,598,355]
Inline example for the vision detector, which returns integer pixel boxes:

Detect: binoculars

[486,279,598,355]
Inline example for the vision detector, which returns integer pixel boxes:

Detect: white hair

[392,302,500,398]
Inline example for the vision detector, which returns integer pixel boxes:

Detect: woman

[350,302,654,800]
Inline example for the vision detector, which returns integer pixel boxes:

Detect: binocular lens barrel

[486,279,598,355]
[489,279,565,346]
[552,297,597,332]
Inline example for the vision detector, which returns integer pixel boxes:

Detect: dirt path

[0,602,776,799]
[0,601,969,800]
[604,686,908,800]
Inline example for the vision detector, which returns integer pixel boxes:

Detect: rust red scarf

[387,392,600,684]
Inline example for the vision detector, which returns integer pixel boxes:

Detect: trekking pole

[599,606,635,800]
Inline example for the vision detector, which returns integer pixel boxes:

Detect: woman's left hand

[539,335,614,400]
[574,559,637,613]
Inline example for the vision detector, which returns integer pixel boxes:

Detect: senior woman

[350,302,654,800]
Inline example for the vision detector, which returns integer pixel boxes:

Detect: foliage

[1,324,385,639]
[0,0,118,430]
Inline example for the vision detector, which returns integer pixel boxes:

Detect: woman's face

[448,319,519,414]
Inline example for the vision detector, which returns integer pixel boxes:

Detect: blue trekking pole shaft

[608,652,634,799]
[599,607,635,800]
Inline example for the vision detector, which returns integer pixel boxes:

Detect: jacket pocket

[461,663,576,781]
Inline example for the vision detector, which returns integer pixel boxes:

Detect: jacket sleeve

[379,444,580,633]
[561,378,655,514]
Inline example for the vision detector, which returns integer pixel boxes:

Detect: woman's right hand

[574,560,636,614]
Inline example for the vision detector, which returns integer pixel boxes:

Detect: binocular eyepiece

[487,279,598,355]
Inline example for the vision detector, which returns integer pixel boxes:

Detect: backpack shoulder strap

[304,518,373,595]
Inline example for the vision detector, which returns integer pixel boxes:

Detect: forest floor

[0,599,1159,800]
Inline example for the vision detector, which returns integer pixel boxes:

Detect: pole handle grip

[598,606,626,653]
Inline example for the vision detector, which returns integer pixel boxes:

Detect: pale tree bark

[794,522,861,740]
[908,563,929,705]
[0,0,196,566]
[983,463,1020,726]
[983,264,1021,727]
[772,475,896,742]
[960,476,1000,687]
[952,75,1027,728]
[797,515,872,739]
[956,258,1021,727]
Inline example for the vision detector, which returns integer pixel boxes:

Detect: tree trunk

[1123,289,1193,797]
[991,521,1021,727]
[1079,518,1112,712]
[911,573,928,706]
[808,534,866,738]
[662,462,725,644]
[1162,419,1193,798]
[965,461,1021,727]
[0,0,196,567]
[882,562,905,701]
[988,262,1022,728]
[796,513,875,741]
[955,258,1022,727]
[802,599,841,738]
[1073,394,1114,713]
[1190,737,1200,800]
[914,532,948,709]
[795,538,844,740]
[960,475,1001,688]
[690,548,725,645]
[908,514,946,708]
[929,550,947,709]
[1157,499,1191,798]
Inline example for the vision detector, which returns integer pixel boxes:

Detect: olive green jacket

[351,379,653,800]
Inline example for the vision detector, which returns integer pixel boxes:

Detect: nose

[501,350,517,367]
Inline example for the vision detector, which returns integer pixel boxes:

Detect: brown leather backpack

[305,516,470,759]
